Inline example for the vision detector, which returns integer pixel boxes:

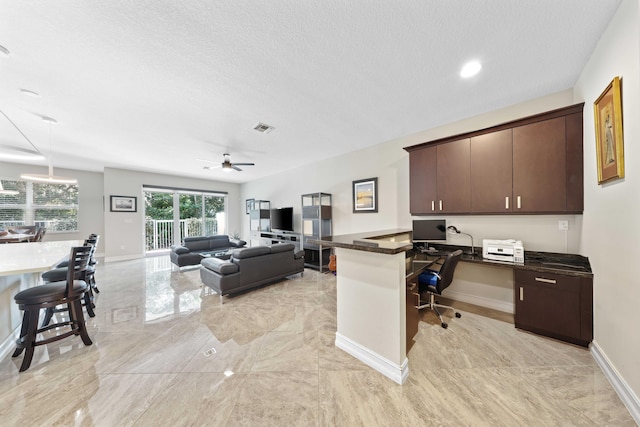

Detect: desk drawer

[514,269,580,292]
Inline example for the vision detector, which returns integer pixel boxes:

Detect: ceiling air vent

[253,122,275,134]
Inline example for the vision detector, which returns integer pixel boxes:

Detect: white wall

[0,161,104,253]
[103,167,241,261]
[241,89,580,313]
[574,0,640,405]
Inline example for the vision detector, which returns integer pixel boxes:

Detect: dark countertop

[308,229,413,255]
[414,243,593,278]
[311,230,592,278]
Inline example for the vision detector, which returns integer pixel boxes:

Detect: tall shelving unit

[249,200,270,247]
[301,192,332,271]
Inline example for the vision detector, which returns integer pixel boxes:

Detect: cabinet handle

[535,277,556,284]
[517,196,521,209]
[505,196,509,209]
[519,286,524,301]
[431,200,435,211]
[439,200,443,211]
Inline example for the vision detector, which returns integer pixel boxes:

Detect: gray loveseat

[200,243,304,303]
[170,235,246,268]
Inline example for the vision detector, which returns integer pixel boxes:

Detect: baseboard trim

[335,332,408,385]
[443,289,514,314]
[591,340,640,424]
[0,326,19,365]
[105,254,142,263]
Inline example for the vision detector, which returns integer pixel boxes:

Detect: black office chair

[416,249,463,328]
[12,246,93,371]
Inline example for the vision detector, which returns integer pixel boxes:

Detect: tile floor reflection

[0,256,635,426]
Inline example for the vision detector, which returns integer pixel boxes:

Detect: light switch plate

[558,220,569,230]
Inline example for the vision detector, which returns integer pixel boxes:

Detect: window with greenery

[0,179,79,232]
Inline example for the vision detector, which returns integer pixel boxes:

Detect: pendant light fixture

[0,110,46,161]
[20,117,77,184]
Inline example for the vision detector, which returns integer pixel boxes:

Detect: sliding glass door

[144,187,226,253]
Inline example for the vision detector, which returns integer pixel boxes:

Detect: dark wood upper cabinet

[405,103,584,215]
[437,138,470,213]
[470,129,513,212]
[513,117,566,213]
[409,145,437,214]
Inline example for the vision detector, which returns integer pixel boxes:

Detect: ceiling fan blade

[231,162,255,166]
[196,158,220,164]
[203,164,222,170]
[231,165,243,171]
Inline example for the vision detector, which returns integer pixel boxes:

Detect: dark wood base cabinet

[514,270,593,347]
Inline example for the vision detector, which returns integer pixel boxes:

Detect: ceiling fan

[200,153,255,172]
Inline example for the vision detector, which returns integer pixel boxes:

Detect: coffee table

[199,250,232,260]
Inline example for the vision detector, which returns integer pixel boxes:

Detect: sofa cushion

[201,258,239,275]
[232,246,270,259]
[229,239,246,248]
[171,244,190,255]
[208,235,231,250]
[270,243,295,254]
[183,236,212,252]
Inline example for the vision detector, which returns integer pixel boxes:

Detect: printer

[482,239,525,264]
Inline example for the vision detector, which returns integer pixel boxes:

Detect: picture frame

[353,177,378,213]
[594,76,624,184]
[246,198,254,214]
[110,195,137,212]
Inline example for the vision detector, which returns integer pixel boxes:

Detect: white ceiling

[0,0,622,184]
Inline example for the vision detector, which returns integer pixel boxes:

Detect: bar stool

[12,246,93,372]
[41,236,99,326]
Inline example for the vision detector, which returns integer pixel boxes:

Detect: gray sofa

[170,235,246,267]
[200,243,304,303]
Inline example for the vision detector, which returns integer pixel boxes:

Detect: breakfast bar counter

[310,229,417,384]
[0,240,82,359]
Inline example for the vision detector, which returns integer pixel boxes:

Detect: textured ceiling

[0,0,622,183]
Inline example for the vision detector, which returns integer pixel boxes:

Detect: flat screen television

[270,207,294,232]
[412,219,446,243]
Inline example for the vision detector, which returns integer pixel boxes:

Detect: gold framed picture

[593,76,624,184]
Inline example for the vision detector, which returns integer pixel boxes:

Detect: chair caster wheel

[441,322,448,329]
[455,312,461,318]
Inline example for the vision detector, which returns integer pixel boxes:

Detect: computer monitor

[412,219,446,243]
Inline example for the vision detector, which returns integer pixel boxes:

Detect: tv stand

[259,231,301,251]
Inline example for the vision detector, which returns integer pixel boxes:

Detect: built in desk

[311,230,594,384]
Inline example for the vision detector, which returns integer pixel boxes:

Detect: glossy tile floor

[0,256,635,426]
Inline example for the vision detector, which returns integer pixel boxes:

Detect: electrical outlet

[558,220,569,231]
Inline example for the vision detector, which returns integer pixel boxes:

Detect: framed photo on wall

[594,76,624,184]
[246,198,254,214]
[352,177,378,213]
[110,195,137,212]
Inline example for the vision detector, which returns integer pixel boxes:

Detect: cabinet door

[565,112,584,212]
[470,129,513,212]
[409,146,437,214]
[513,117,566,212]
[514,270,581,341]
[437,138,470,213]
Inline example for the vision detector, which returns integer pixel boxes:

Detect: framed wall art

[246,198,254,214]
[110,195,137,212]
[594,76,624,184]
[352,177,378,213]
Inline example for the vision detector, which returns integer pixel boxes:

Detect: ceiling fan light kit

[200,153,255,172]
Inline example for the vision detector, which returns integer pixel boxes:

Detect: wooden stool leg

[41,307,55,327]
[18,308,41,372]
[84,291,95,317]
[12,310,30,358]
[70,300,92,346]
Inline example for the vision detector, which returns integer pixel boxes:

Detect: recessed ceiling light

[20,88,40,97]
[253,122,275,134]
[460,60,482,78]
[0,44,9,56]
